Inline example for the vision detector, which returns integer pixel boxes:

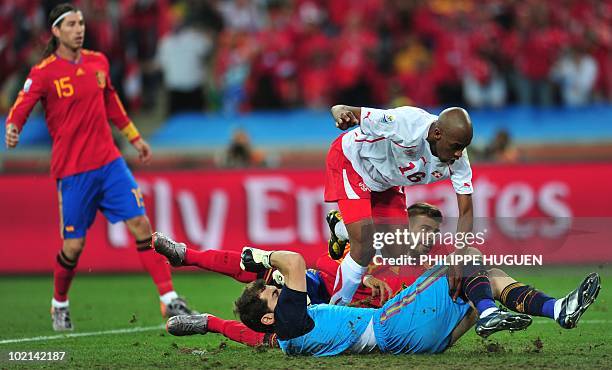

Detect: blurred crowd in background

[1,0,611,118]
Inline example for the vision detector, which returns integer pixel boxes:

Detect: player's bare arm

[456,193,474,236]
[269,251,307,292]
[331,105,361,130]
[5,123,19,148]
[448,193,474,300]
[240,248,307,292]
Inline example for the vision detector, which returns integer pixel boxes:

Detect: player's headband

[51,10,82,28]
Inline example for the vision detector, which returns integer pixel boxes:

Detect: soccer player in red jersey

[5,3,194,331]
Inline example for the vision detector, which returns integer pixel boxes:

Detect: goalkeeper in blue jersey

[233,247,600,356]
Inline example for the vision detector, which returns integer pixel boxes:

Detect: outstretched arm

[456,193,474,236]
[448,193,474,300]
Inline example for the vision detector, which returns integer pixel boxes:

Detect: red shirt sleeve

[6,67,46,131]
[100,54,131,130]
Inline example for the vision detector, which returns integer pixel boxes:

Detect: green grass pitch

[0,266,610,369]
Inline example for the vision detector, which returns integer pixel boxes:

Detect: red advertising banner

[1,163,612,273]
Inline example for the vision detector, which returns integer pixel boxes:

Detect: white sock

[329,253,367,305]
[51,298,69,308]
[480,307,498,319]
[160,291,178,305]
[334,221,349,241]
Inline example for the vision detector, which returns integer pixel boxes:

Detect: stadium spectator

[462,59,507,108]
[551,46,599,106]
[511,2,567,106]
[461,24,508,108]
[1,0,612,112]
[217,0,266,33]
[213,30,258,113]
[156,18,213,115]
[247,1,299,109]
[120,0,171,111]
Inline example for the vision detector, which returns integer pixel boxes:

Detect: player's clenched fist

[331,105,359,130]
[132,138,153,164]
[5,123,20,148]
[240,247,273,272]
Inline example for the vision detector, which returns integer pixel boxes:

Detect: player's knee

[345,220,375,265]
[62,238,85,260]
[487,268,512,298]
[487,267,508,277]
[125,215,151,236]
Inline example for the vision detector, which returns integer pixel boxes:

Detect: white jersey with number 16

[341,106,473,194]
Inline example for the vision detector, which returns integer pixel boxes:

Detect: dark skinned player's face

[432,128,472,164]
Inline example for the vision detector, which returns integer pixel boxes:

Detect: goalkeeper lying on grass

[150,237,416,348]
[154,236,600,356]
[150,203,445,348]
[152,209,600,355]
[229,247,600,356]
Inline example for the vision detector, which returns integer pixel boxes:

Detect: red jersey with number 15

[6,50,132,179]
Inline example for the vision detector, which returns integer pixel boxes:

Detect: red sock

[184,249,257,283]
[137,241,174,295]
[207,315,272,347]
[53,251,77,302]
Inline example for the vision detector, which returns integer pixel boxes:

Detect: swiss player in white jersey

[324,105,474,305]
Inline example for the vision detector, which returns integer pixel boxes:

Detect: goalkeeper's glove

[271,270,285,287]
[240,247,273,273]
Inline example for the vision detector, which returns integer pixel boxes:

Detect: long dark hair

[43,3,79,58]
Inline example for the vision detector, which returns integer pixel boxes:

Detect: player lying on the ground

[150,226,423,346]
[230,247,600,356]
[151,239,417,347]
[152,202,600,351]
[151,202,445,347]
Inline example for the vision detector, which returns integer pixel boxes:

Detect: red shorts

[324,135,407,224]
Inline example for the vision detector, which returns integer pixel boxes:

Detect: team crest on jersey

[23,78,32,92]
[95,71,106,88]
[431,170,443,179]
[358,182,371,192]
[381,114,395,123]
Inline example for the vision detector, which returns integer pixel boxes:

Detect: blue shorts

[57,158,146,239]
[373,266,471,354]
